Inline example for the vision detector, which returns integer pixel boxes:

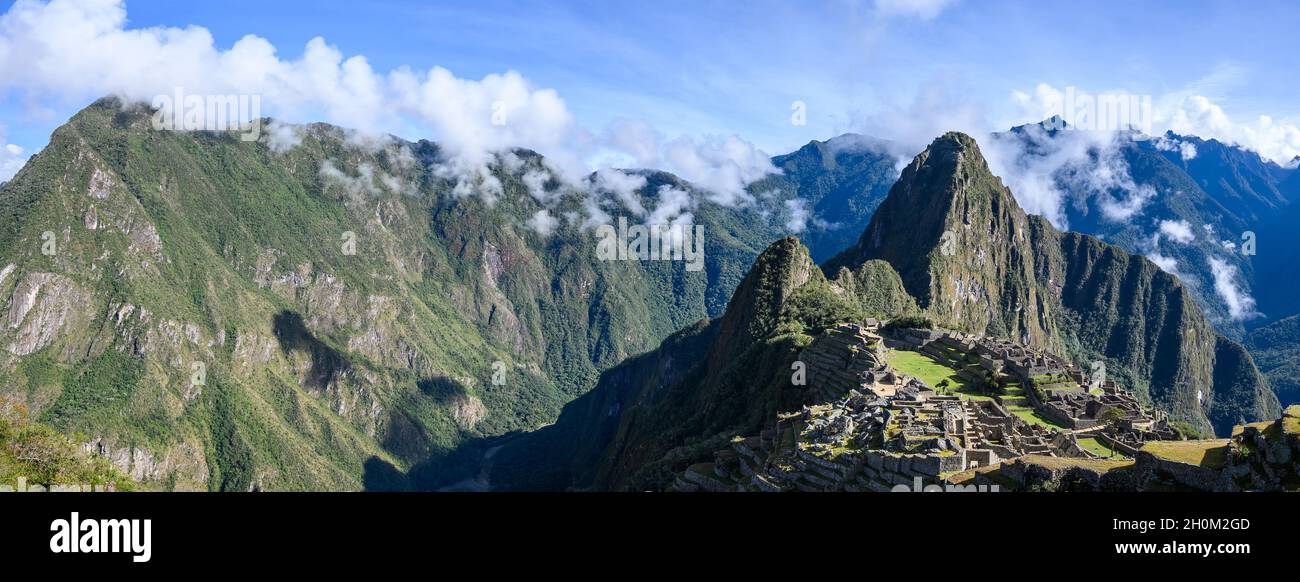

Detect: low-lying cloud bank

[0,0,780,204]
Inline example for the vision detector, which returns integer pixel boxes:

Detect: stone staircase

[961,400,982,449]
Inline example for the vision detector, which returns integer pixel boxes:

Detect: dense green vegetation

[491,238,825,490]
[0,99,804,490]
[1246,314,1300,407]
[0,397,134,490]
[749,135,901,263]
[830,259,918,319]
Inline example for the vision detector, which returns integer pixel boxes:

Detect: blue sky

[2,0,1299,179]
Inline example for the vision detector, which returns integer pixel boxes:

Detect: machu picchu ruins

[672,322,1299,492]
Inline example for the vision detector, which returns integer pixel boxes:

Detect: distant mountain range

[0,99,1293,490]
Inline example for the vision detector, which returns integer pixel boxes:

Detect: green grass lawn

[1140,440,1231,469]
[1283,405,1299,436]
[993,379,1070,430]
[999,382,1025,398]
[1005,404,1069,430]
[1019,455,1134,474]
[888,350,991,400]
[1076,437,1127,459]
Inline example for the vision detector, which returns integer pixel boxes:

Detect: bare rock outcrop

[5,272,93,356]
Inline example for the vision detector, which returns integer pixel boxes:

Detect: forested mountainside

[0,99,800,490]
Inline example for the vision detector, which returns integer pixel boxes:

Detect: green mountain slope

[493,237,859,490]
[750,135,902,263]
[992,123,1277,339]
[0,396,134,491]
[1246,314,1300,407]
[0,99,782,490]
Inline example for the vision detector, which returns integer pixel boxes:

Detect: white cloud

[0,139,25,181]
[784,198,812,233]
[1011,84,1300,165]
[0,1,384,132]
[591,119,780,209]
[874,0,958,20]
[1162,95,1300,165]
[521,169,555,204]
[1158,219,1195,244]
[1153,134,1197,160]
[320,158,417,203]
[1138,232,1187,282]
[986,121,1156,228]
[0,0,784,224]
[390,66,588,188]
[646,185,694,227]
[1147,252,1181,278]
[662,135,777,208]
[987,83,1289,229]
[1208,257,1260,321]
[997,83,1300,232]
[320,160,382,204]
[263,120,302,153]
[1094,179,1155,223]
[526,209,559,237]
[590,168,648,216]
[0,0,783,216]
[642,185,697,252]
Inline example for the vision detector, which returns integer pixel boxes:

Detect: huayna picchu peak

[826,132,1055,349]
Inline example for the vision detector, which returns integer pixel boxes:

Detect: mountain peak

[1008,116,1070,136]
[823,132,890,152]
[708,237,817,369]
[826,131,1049,346]
[882,130,1017,215]
[933,130,979,147]
[919,131,993,173]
